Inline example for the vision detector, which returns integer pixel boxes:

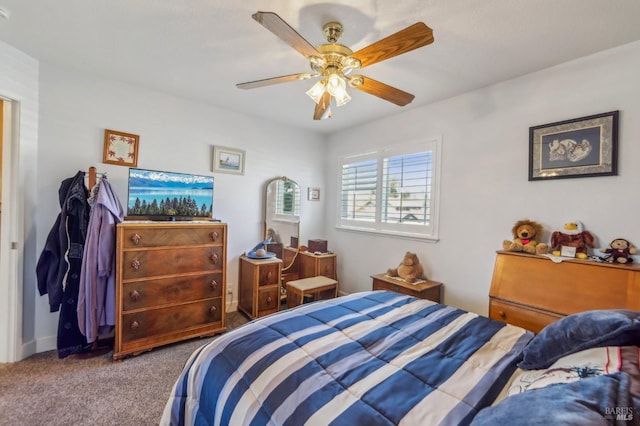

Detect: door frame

[0,98,22,362]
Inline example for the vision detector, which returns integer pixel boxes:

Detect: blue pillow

[471,372,633,425]
[518,309,640,370]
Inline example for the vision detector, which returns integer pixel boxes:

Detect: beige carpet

[0,311,248,426]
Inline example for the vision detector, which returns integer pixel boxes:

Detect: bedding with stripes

[161,291,533,425]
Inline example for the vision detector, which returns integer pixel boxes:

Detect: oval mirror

[264,176,300,271]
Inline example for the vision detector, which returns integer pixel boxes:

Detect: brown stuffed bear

[387,252,426,283]
[503,219,549,255]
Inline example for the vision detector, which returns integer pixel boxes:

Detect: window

[275,179,300,217]
[338,138,441,240]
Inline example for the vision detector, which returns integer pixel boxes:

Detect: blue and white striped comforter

[162,291,533,425]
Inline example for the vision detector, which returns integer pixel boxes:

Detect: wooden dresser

[489,251,640,332]
[371,274,442,303]
[299,251,337,280]
[238,255,282,320]
[113,222,227,360]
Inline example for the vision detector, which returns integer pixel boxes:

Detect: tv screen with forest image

[127,168,214,219]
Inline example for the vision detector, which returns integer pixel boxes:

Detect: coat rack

[69,166,113,359]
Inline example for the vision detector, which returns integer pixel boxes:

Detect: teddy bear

[551,220,595,259]
[387,252,426,283]
[600,238,637,264]
[503,219,549,255]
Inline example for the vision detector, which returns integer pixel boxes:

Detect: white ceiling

[1,0,640,135]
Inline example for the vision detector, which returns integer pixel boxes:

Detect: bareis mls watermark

[605,406,633,422]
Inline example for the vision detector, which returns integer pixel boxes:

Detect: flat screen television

[127,168,214,220]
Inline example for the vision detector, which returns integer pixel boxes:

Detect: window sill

[335,224,439,242]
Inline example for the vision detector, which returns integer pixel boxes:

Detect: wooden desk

[371,274,442,303]
[489,251,640,332]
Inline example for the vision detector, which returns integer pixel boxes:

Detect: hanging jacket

[36,171,89,312]
[77,177,124,343]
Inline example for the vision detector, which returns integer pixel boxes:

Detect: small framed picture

[308,187,320,201]
[529,110,618,181]
[103,129,139,167]
[212,146,245,175]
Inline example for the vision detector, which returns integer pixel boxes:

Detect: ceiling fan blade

[351,22,434,68]
[237,73,309,89]
[313,92,332,120]
[252,11,321,59]
[352,76,415,106]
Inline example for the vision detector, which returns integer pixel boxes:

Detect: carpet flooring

[0,311,248,426]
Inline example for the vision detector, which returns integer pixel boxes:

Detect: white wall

[29,62,326,353]
[10,38,640,357]
[326,40,640,316]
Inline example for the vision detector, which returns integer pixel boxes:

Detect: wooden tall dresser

[113,221,227,360]
[489,251,640,333]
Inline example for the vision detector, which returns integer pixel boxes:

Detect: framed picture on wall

[529,110,618,181]
[308,187,320,201]
[103,129,139,167]
[212,146,245,175]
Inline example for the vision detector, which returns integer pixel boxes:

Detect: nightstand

[371,274,442,303]
[238,255,282,319]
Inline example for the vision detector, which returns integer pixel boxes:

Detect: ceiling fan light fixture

[306,79,327,104]
[326,74,351,107]
[341,57,361,75]
[326,73,345,94]
[333,90,351,107]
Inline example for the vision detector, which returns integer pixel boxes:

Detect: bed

[161,289,640,425]
[162,252,640,425]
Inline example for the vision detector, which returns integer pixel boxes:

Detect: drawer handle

[266,296,272,304]
[210,280,218,290]
[129,290,140,301]
[130,320,140,330]
[267,271,272,281]
[209,306,217,315]
[209,253,218,264]
[498,310,506,318]
[210,231,219,242]
[131,233,141,245]
[131,259,141,270]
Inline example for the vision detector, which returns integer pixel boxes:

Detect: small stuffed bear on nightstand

[387,252,426,283]
[600,238,637,264]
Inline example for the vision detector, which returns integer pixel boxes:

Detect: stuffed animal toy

[503,219,549,255]
[550,220,595,259]
[600,238,637,264]
[387,252,426,283]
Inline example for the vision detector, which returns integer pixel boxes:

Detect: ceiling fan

[236,11,434,120]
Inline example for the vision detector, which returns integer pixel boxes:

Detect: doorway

[1,97,21,362]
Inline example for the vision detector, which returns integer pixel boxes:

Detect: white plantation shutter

[338,138,441,240]
[340,158,378,222]
[275,179,300,216]
[382,152,432,225]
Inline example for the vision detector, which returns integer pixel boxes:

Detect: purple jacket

[77,178,124,343]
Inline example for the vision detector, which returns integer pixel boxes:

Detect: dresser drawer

[317,257,336,279]
[258,263,280,286]
[121,225,225,248]
[122,246,223,279]
[489,298,562,333]
[257,288,279,317]
[122,272,223,311]
[120,298,222,343]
